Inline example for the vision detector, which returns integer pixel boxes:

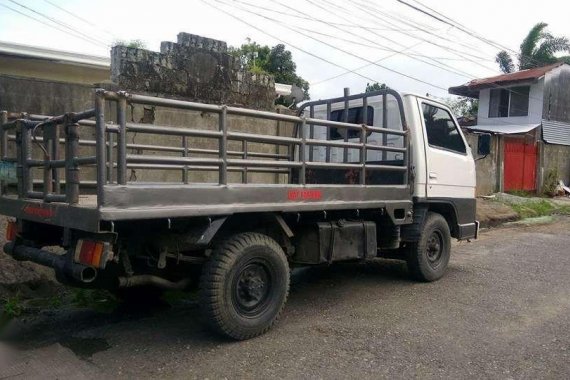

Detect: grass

[0,293,23,330]
[506,190,535,198]
[71,289,119,313]
[508,199,570,219]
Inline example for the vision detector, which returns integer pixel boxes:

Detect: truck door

[419,100,475,199]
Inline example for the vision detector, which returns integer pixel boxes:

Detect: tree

[496,22,570,73]
[230,41,310,101]
[113,39,147,49]
[229,38,270,75]
[365,82,388,92]
[445,96,478,118]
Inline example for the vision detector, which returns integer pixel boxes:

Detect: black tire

[199,232,290,340]
[405,212,451,282]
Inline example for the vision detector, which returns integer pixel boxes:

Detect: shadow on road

[1,258,412,357]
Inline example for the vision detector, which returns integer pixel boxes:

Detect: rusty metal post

[325,102,332,163]
[242,140,248,184]
[42,125,53,199]
[300,118,307,185]
[361,96,368,185]
[65,117,80,205]
[219,106,228,185]
[117,93,127,185]
[0,111,7,195]
[95,90,106,206]
[382,93,388,162]
[52,123,60,193]
[182,136,189,184]
[343,87,349,163]
[20,119,32,198]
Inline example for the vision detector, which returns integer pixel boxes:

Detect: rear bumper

[457,222,478,240]
[0,197,101,232]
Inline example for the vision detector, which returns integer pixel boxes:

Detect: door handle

[429,172,438,179]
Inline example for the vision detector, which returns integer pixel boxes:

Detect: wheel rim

[426,230,444,268]
[232,260,272,317]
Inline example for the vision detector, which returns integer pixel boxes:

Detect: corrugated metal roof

[449,63,567,98]
[466,123,539,135]
[542,119,570,146]
[0,40,110,68]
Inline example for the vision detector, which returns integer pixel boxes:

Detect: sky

[1,0,569,101]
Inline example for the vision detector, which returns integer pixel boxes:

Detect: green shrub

[543,169,559,196]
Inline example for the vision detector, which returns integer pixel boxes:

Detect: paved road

[2,218,570,379]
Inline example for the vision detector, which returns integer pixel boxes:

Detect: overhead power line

[216,0,450,90]
[344,0,499,72]
[0,2,106,49]
[42,0,117,40]
[7,0,109,48]
[397,0,551,70]
[200,0,440,91]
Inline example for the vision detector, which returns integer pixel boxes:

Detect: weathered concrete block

[111,33,275,110]
[176,32,227,53]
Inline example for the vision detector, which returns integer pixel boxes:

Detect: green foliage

[0,293,23,329]
[542,168,560,196]
[496,51,515,74]
[506,190,533,198]
[230,40,310,102]
[509,200,555,218]
[496,22,570,73]
[1,294,23,318]
[71,289,118,312]
[445,96,479,118]
[365,82,388,92]
[113,39,147,49]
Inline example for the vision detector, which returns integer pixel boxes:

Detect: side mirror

[477,133,491,156]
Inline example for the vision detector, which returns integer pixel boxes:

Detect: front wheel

[405,212,451,282]
[199,232,290,340]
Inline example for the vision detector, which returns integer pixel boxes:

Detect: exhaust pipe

[71,265,98,283]
[4,242,97,284]
[118,275,191,290]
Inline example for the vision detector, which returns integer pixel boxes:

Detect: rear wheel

[405,212,451,282]
[199,232,290,340]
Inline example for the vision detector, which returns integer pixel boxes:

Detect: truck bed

[0,89,412,232]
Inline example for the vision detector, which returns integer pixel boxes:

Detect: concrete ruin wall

[1,50,294,187]
[111,33,275,111]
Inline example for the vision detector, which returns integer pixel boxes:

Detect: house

[449,63,570,194]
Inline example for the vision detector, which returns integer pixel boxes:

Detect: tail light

[74,239,112,269]
[6,220,17,242]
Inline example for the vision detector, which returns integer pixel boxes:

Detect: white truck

[0,88,486,339]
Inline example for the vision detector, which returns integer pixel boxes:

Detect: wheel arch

[410,197,476,240]
[212,213,294,253]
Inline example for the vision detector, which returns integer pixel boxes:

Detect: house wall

[0,55,109,86]
[543,64,570,122]
[463,131,500,195]
[477,78,544,126]
[542,143,570,185]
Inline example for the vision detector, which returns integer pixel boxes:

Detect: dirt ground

[1,217,569,379]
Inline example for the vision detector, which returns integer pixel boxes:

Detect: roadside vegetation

[500,197,570,219]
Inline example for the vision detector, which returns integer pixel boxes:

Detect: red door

[504,138,537,191]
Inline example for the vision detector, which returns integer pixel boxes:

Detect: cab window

[422,103,466,154]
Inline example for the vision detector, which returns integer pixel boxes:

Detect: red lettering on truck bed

[287,189,322,201]
[22,205,55,218]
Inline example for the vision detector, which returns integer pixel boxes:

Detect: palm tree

[495,22,570,73]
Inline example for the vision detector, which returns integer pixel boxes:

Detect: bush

[543,169,559,196]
